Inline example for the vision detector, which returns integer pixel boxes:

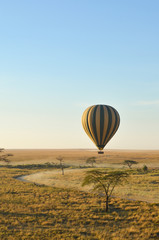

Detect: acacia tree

[56,156,64,175]
[0,148,13,164]
[86,157,96,167]
[82,169,129,212]
[123,160,138,169]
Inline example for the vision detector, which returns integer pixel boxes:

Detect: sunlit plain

[0,149,158,239]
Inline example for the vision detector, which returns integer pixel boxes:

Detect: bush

[143,165,148,172]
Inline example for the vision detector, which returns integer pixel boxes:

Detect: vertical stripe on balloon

[82,104,120,150]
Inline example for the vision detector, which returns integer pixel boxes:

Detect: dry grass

[21,167,159,203]
[114,169,159,203]
[5,149,159,168]
[0,149,159,239]
[0,167,159,239]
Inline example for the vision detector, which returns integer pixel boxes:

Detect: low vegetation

[0,150,158,239]
[0,163,69,170]
[0,166,158,239]
[143,164,148,172]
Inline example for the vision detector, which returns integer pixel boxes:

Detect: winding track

[15,169,158,203]
[16,168,89,190]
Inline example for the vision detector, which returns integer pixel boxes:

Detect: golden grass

[0,149,158,239]
[5,149,159,168]
[0,167,159,239]
[0,168,159,239]
[21,167,159,203]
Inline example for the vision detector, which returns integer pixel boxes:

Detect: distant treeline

[0,162,96,170]
[0,163,70,170]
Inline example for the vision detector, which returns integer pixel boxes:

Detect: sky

[0,0,159,149]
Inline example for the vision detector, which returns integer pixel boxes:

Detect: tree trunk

[62,166,64,175]
[128,163,132,169]
[105,196,109,212]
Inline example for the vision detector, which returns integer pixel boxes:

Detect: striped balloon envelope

[82,105,120,153]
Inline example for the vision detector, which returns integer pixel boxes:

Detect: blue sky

[0,0,159,149]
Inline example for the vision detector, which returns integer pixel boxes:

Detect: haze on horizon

[0,1,159,150]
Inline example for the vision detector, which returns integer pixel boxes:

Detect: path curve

[15,169,158,204]
[16,168,90,190]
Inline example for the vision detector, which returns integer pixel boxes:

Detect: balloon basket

[98,151,104,154]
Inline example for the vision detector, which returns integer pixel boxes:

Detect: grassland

[5,149,159,168]
[0,149,159,239]
[19,167,159,204]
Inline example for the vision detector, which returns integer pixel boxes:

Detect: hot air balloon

[82,105,120,154]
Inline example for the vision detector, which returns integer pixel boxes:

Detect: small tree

[0,148,13,164]
[123,160,138,169]
[86,157,96,167]
[82,169,129,212]
[56,156,64,175]
[143,165,148,172]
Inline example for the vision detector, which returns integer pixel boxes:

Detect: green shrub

[143,165,148,172]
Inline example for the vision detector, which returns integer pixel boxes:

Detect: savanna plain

[0,149,159,239]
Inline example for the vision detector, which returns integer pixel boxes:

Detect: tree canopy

[0,148,13,164]
[123,160,138,169]
[82,169,129,212]
[86,157,96,167]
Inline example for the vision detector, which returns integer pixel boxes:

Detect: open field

[0,149,159,239]
[5,149,159,168]
[19,167,159,203]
